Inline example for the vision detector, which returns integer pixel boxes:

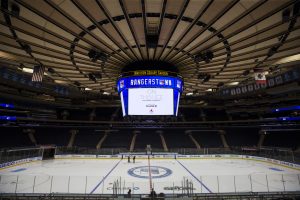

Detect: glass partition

[1,174,299,195]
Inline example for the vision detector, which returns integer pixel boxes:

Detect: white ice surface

[0,158,299,194]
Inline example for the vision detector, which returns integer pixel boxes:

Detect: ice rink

[0,156,300,194]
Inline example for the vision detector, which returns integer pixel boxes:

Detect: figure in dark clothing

[128,156,130,163]
[133,156,136,163]
[150,188,157,199]
[127,189,131,198]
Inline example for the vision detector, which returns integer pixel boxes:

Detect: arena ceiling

[0,0,300,96]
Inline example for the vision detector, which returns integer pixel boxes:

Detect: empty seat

[193,132,223,148]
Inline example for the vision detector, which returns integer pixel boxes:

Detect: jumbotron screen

[117,71,183,116]
[128,88,173,115]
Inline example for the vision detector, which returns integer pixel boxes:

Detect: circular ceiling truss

[0,0,299,95]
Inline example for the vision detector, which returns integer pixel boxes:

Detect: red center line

[147,156,153,192]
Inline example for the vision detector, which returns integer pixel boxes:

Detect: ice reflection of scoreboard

[117,73,183,116]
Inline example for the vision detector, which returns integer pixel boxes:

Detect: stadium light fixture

[88,49,108,62]
[203,74,211,82]
[228,81,239,85]
[194,50,214,63]
[54,80,67,84]
[88,73,97,82]
[242,70,250,76]
[22,67,33,73]
[47,68,55,74]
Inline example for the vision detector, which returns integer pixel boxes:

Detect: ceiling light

[54,80,67,84]
[228,82,239,85]
[274,54,300,65]
[22,67,33,73]
[196,100,205,104]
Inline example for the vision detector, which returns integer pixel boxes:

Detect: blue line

[11,168,27,172]
[90,159,122,194]
[176,159,212,193]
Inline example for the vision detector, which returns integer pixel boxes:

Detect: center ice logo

[128,166,172,179]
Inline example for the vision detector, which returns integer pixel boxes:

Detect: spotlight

[88,49,97,61]
[194,50,214,63]
[88,49,107,62]
[88,73,96,82]
[203,74,211,82]
[47,68,55,74]
[205,50,214,63]
[242,69,250,76]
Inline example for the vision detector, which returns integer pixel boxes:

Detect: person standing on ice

[128,155,130,163]
[150,188,157,199]
[133,156,136,163]
[127,189,131,198]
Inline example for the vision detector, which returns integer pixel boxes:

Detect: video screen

[128,88,174,115]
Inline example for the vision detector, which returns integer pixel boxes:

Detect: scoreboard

[117,71,183,116]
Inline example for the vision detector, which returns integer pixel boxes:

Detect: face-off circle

[128,166,172,179]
